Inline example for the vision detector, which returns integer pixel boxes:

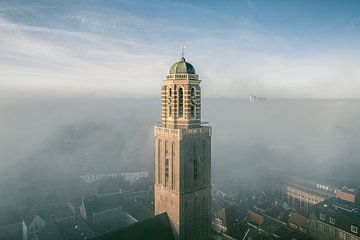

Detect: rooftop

[83,193,124,214]
[91,213,174,240]
[313,197,360,236]
[169,57,196,74]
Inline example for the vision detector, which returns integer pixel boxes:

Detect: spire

[181,45,186,59]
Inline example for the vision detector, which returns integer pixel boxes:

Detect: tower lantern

[161,56,201,129]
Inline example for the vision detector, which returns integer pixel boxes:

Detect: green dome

[169,57,196,74]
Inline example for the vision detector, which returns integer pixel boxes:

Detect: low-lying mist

[1,94,360,186]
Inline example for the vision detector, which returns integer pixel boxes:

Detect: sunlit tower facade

[154,55,212,240]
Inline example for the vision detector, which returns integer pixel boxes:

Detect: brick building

[154,55,212,240]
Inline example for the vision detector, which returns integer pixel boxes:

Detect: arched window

[168,88,172,117]
[193,143,198,182]
[158,139,161,184]
[178,87,184,118]
[165,140,169,156]
[190,87,196,118]
[172,142,175,189]
[165,158,169,187]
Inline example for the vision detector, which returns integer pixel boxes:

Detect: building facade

[80,172,149,184]
[79,194,137,234]
[154,56,212,240]
[280,176,336,215]
[309,197,360,240]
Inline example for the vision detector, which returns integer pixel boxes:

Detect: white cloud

[0,1,359,98]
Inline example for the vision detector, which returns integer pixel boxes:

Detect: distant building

[213,207,245,239]
[309,197,360,240]
[280,176,336,214]
[245,207,314,240]
[287,211,310,234]
[336,186,359,204]
[249,95,266,102]
[79,193,137,234]
[80,172,149,184]
[154,56,212,239]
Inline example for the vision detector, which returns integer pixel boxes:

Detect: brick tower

[154,55,212,240]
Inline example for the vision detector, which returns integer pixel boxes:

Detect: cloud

[0,1,359,98]
[345,16,360,30]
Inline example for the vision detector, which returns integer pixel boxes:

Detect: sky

[0,0,360,98]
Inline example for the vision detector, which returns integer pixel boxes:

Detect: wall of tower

[154,127,181,236]
[179,130,211,240]
[181,188,212,240]
[154,126,211,240]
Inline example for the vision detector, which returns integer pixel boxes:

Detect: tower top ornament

[181,45,186,58]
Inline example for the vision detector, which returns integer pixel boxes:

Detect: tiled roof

[288,212,309,230]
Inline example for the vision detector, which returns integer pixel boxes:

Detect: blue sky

[0,0,360,98]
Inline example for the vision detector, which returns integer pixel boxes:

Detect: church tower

[154,54,212,240]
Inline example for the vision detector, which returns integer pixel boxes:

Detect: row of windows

[318,214,358,235]
[287,188,323,203]
[319,214,336,228]
[286,184,334,199]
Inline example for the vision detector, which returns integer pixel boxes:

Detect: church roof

[169,57,196,74]
[90,212,174,240]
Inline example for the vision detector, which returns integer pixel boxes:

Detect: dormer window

[351,225,358,234]
[330,217,335,225]
[319,213,325,221]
